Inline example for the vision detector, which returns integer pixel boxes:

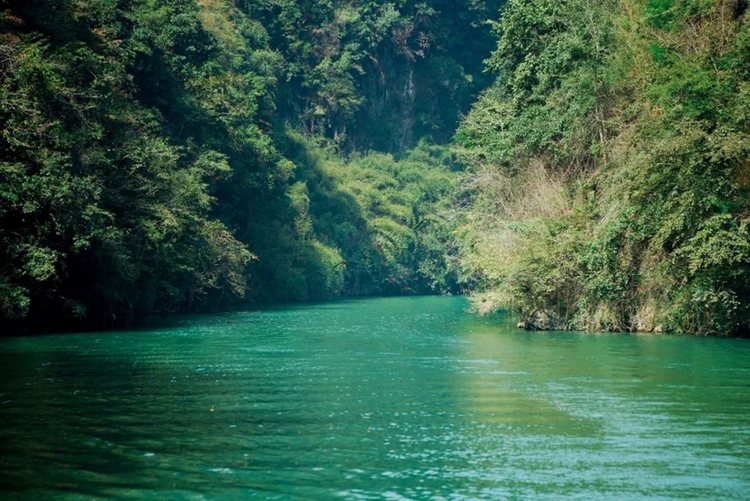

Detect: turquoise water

[1,296,750,499]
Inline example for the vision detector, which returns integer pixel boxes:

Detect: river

[1,296,750,499]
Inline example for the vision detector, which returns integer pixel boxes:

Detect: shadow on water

[0,328,289,498]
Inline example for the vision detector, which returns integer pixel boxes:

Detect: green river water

[1,296,750,500]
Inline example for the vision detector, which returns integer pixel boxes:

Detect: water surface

[1,296,750,499]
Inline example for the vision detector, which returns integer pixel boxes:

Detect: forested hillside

[0,0,497,331]
[3,0,749,336]
[456,0,750,335]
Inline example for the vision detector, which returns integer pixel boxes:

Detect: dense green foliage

[251,135,462,301]
[0,0,487,331]
[0,0,266,329]
[456,0,750,335]
[4,0,748,336]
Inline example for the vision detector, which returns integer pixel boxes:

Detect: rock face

[518,310,567,331]
[316,1,503,155]
[358,44,418,153]
[354,43,470,154]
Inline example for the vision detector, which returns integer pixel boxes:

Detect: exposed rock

[520,310,566,331]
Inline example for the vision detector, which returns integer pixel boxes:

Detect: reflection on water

[1,296,750,499]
